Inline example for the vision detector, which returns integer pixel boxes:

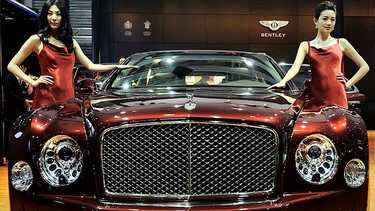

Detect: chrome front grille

[101,121,279,197]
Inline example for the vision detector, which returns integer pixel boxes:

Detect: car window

[108,54,284,89]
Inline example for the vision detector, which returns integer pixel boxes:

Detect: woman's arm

[73,39,134,72]
[340,38,369,88]
[7,35,54,87]
[268,41,308,89]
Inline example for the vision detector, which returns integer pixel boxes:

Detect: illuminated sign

[259,20,289,38]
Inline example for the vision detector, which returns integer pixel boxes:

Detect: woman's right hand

[267,81,286,90]
[31,75,54,87]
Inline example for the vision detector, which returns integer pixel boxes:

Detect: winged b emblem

[259,20,289,31]
[184,93,196,111]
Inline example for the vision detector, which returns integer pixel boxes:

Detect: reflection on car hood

[86,88,298,131]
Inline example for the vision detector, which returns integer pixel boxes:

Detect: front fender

[285,107,368,194]
[8,101,96,211]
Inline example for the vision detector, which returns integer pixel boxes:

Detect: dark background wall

[95,0,375,128]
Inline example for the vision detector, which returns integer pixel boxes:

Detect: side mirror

[75,78,95,94]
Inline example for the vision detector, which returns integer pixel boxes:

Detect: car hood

[85,88,300,132]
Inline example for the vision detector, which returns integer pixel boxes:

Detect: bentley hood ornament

[184,93,197,111]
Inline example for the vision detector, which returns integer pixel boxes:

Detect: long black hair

[38,0,74,53]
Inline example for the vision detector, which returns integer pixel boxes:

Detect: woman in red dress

[7,0,131,109]
[269,1,369,111]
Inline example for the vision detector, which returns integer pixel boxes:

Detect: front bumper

[17,190,367,211]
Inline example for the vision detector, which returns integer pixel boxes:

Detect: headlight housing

[344,158,366,188]
[295,134,338,185]
[38,135,83,187]
[11,161,33,191]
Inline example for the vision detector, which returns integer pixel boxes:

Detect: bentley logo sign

[259,20,289,38]
[259,20,289,31]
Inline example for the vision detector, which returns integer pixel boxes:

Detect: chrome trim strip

[99,197,279,208]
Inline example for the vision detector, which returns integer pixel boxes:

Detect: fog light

[11,161,33,192]
[344,159,366,188]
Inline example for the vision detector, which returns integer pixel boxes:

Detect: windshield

[107,52,284,90]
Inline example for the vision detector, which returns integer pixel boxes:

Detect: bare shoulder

[338,38,351,47]
[28,34,41,43]
[300,41,308,47]
[26,34,43,53]
[27,35,42,47]
[338,38,354,52]
[72,38,79,48]
[298,41,309,53]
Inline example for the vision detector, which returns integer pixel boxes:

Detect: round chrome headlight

[38,135,83,187]
[344,159,366,188]
[295,134,338,185]
[11,161,33,192]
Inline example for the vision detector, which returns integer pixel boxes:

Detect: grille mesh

[101,122,278,197]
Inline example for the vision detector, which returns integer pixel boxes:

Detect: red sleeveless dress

[32,40,76,109]
[304,39,348,111]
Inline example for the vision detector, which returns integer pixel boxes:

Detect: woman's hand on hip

[32,75,54,87]
[336,72,347,88]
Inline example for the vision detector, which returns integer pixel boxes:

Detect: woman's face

[47,5,62,30]
[316,9,336,34]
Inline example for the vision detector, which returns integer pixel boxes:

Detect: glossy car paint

[8,51,368,211]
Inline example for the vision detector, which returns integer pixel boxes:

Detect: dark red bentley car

[8,50,368,211]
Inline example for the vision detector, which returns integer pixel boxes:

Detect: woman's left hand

[336,72,347,88]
